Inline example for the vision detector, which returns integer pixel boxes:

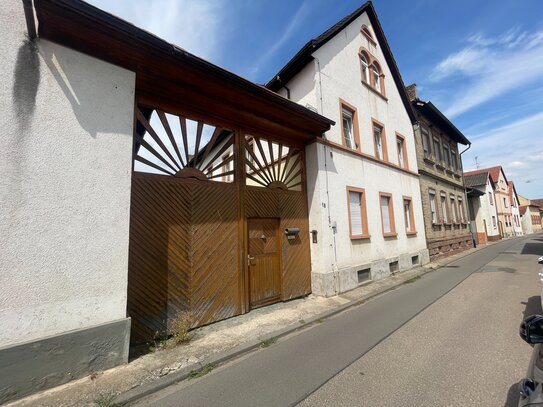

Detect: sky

[87,0,543,199]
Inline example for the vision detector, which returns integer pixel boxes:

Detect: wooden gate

[128,105,314,344]
[247,218,281,308]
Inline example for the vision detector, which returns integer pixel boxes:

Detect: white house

[267,2,429,296]
[509,181,523,236]
[464,172,501,244]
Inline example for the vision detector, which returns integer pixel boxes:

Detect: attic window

[361,25,376,44]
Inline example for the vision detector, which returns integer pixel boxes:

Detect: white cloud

[429,27,543,118]
[463,111,543,197]
[87,0,227,63]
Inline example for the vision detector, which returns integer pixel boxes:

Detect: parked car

[518,256,543,406]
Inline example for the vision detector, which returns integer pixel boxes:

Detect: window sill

[435,164,446,170]
[406,231,417,237]
[362,81,388,101]
[351,234,371,240]
[432,222,442,227]
[423,156,435,165]
[383,232,398,238]
[446,169,454,175]
[453,173,462,179]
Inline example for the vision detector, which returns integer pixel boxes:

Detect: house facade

[465,166,516,238]
[508,181,523,236]
[267,3,429,296]
[464,172,501,244]
[519,195,543,234]
[1,0,332,402]
[406,85,472,259]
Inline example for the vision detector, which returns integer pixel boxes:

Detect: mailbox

[284,228,300,240]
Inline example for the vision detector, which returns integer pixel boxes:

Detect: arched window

[361,25,376,44]
[372,63,381,92]
[360,53,369,83]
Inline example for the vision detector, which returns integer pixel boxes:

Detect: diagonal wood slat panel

[279,192,312,300]
[128,175,241,344]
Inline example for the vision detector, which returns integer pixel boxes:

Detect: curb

[115,238,511,405]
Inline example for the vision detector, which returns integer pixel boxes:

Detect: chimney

[406,83,417,101]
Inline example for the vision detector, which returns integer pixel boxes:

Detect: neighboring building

[464,171,501,244]
[406,85,472,259]
[519,195,543,234]
[1,0,332,402]
[508,181,523,236]
[464,166,516,238]
[266,2,429,296]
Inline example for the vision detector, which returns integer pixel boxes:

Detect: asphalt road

[137,234,543,407]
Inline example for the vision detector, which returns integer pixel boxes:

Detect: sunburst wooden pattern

[134,107,235,182]
[245,135,302,191]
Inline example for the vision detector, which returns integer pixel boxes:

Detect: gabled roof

[532,199,543,207]
[265,1,416,123]
[464,166,505,185]
[464,172,489,188]
[519,206,527,216]
[412,100,470,145]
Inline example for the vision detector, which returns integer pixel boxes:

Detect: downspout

[315,57,338,293]
[275,76,291,100]
[22,0,37,40]
[460,143,476,247]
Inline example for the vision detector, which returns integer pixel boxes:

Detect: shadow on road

[522,296,543,320]
[521,242,543,255]
[504,382,519,407]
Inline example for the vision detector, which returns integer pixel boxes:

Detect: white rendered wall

[0,0,135,347]
[473,181,500,238]
[283,11,427,281]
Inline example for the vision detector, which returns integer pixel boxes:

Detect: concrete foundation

[0,318,130,404]
[312,249,430,296]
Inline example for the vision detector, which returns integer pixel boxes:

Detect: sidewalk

[6,241,498,407]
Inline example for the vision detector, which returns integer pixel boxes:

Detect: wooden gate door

[247,218,281,309]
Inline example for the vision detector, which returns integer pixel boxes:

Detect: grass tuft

[188,363,216,379]
[260,337,277,348]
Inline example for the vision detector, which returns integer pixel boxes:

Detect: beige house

[406,85,472,259]
[519,195,543,234]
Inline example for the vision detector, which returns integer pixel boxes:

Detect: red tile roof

[519,206,527,216]
[464,166,503,184]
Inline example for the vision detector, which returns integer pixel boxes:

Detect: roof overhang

[32,0,334,145]
[413,101,469,145]
[466,188,485,197]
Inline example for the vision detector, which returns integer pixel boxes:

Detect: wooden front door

[247,218,281,309]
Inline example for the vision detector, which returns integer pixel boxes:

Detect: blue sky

[87,0,543,198]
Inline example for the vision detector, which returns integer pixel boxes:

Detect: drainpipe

[275,76,291,100]
[460,143,476,247]
[22,0,37,40]
[315,56,338,292]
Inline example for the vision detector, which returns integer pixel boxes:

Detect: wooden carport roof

[32,0,334,144]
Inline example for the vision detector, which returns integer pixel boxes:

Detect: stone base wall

[488,234,501,242]
[476,232,488,245]
[311,249,430,297]
[428,234,473,261]
[0,318,130,404]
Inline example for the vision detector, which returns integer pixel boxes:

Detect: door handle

[248,255,255,262]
